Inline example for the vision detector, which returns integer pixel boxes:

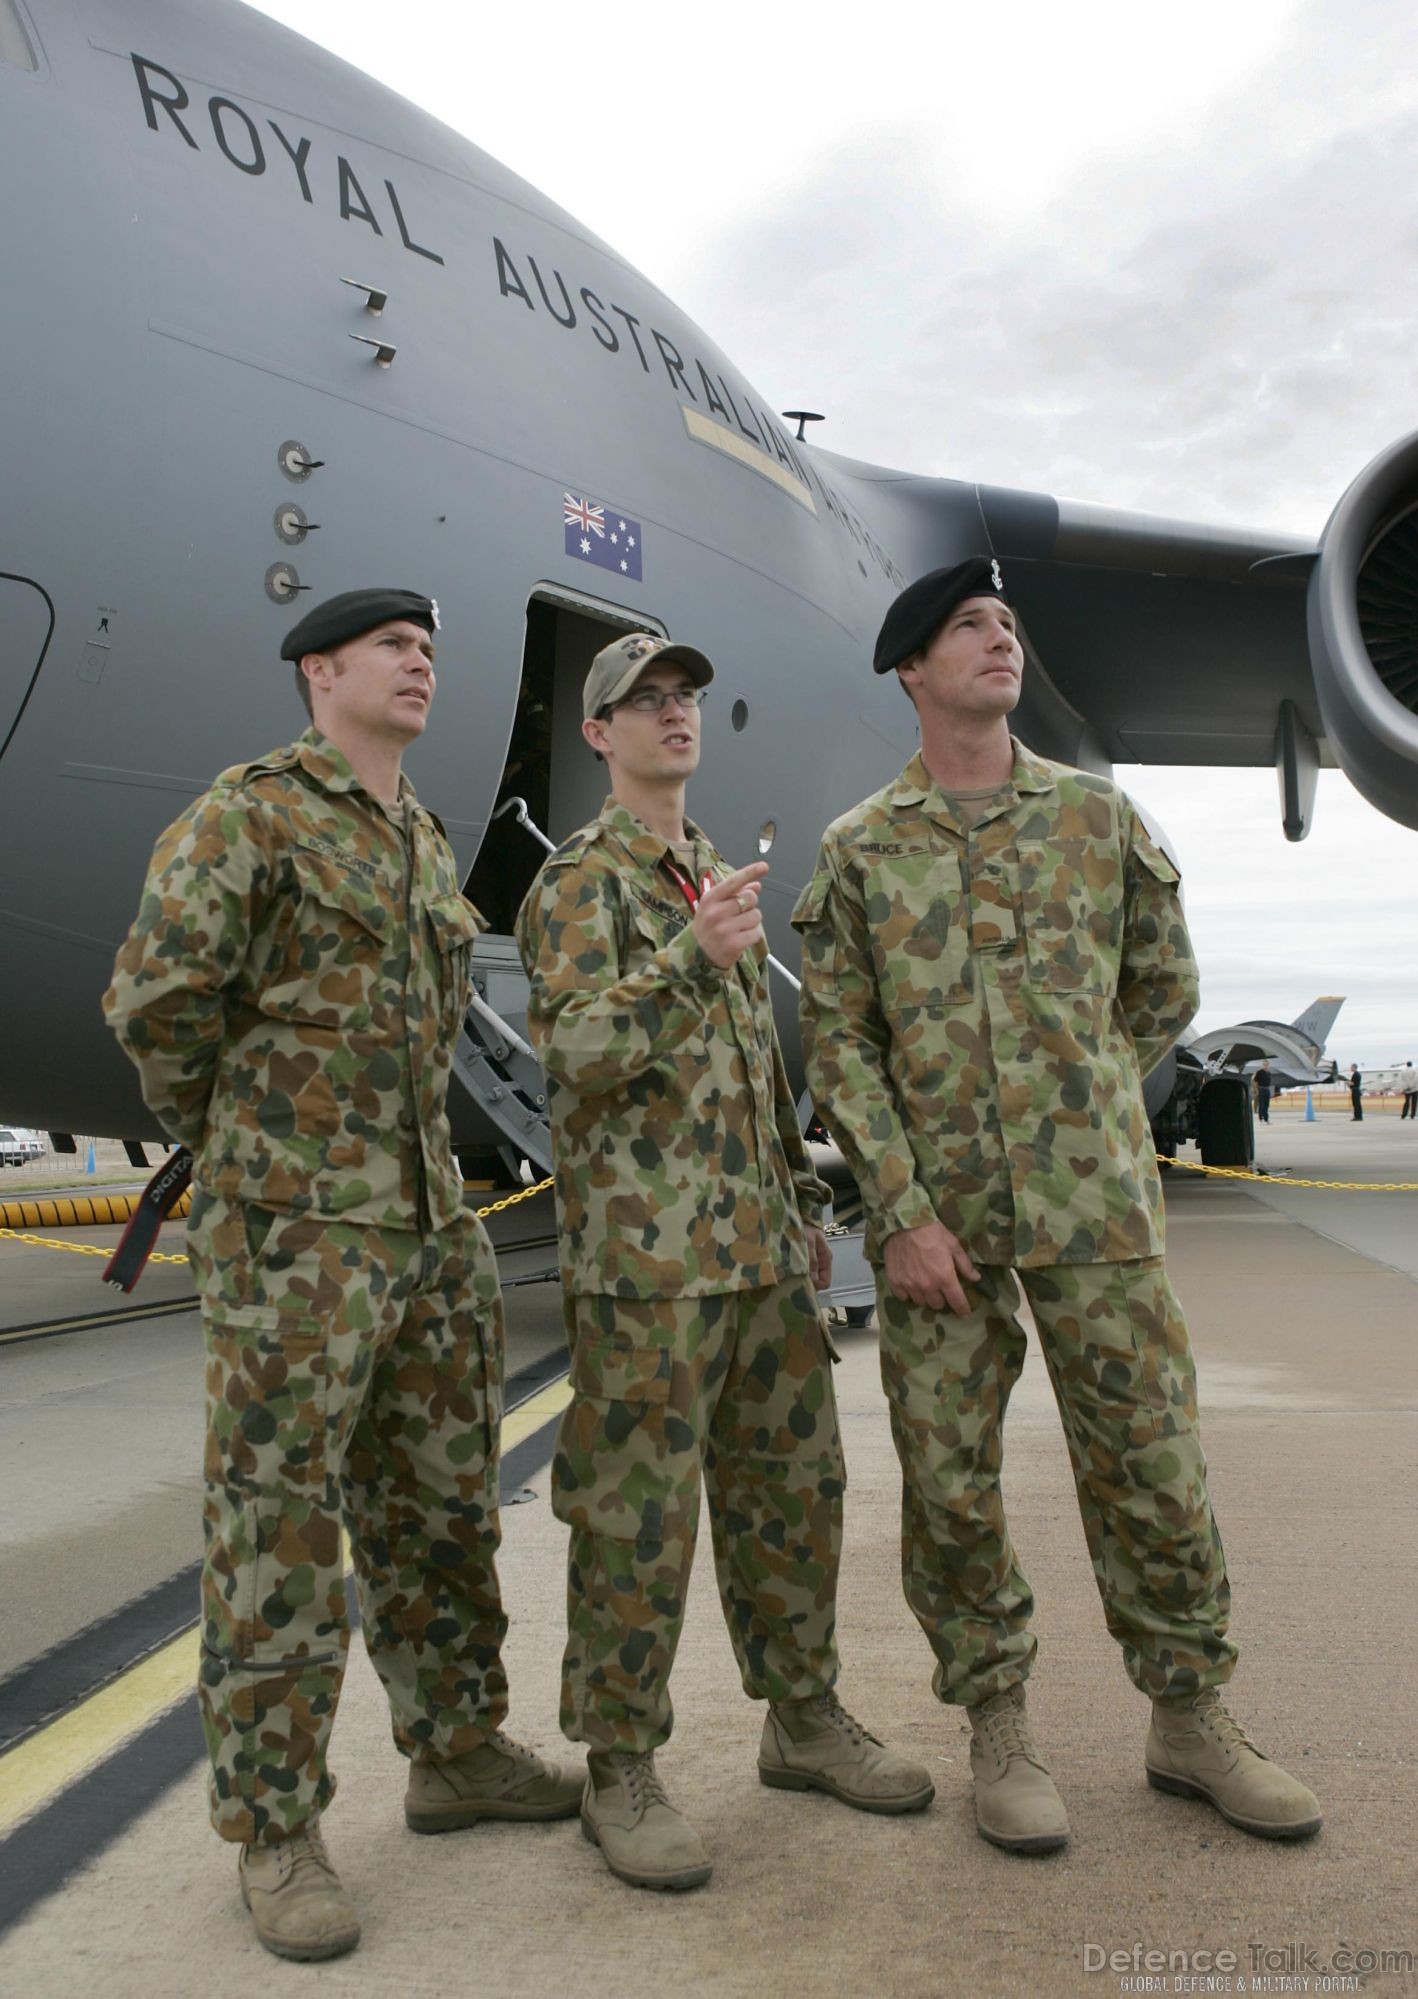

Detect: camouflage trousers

[187,1190,508,1844]
[875,1257,1237,1705]
[553,1280,844,1754]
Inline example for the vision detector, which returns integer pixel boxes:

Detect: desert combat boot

[1146,1690,1322,1839]
[759,1690,935,1813]
[967,1685,1070,1854]
[405,1730,584,1831]
[239,1820,360,1962]
[581,1750,712,1891]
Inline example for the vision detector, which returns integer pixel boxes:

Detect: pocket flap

[790,872,832,931]
[570,1337,673,1404]
[428,892,486,952]
[1129,826,1181,886]
[290,847,391,937]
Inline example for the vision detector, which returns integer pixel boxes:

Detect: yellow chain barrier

[0,1178,557,1269]
[1,1229,112,1259]
[473,1176,555,1215]
[8,1158,1412,1278]
[1162,1158,1418,1191]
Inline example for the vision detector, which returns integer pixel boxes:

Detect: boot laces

[620,1752,667,1810]
[811,1691,880,1748]
[484,1729,532,1765]
[277,1822,336,1883]
[1188,1691,1255,1754]
[975,1693,1036,1763]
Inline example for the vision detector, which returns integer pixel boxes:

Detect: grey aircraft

[1146,995,1344,1166]
[3,0,1418,1184]
[1186,994,1345,1088]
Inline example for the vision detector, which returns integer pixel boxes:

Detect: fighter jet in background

[1188,995,1345,1088]
[3,0,1418,1178]
[1146,997,1345,1166]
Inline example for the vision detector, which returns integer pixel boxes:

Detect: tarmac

[1,1109,1415,1996]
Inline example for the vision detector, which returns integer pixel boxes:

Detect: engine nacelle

[1309,428,1418,830]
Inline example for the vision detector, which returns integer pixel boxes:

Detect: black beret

[280,589,439,662]
[873,557,1009,674]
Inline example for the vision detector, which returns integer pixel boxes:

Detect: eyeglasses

[607,685,708,716]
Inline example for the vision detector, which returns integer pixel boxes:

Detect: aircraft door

[463,588,665,931]
[0,574,54,766]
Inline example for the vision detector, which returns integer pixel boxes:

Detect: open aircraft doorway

[451,589,666,1185]
[463,587,666,930]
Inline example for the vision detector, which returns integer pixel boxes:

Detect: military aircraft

[1146,996,1344,1166]
[1187,994,1344,1088]
[3,0,1418,1180]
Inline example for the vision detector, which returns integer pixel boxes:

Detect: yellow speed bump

[0,1191,192,1230]
[0,1178,555,1259]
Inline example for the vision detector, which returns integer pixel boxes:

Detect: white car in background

[0,1127,45,1167]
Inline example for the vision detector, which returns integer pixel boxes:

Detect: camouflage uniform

[792,742,1236,1704]
[104,729,508,1842]
[515,800,844,1752]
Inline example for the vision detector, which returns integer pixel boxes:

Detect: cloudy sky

[252,0,1418,1066]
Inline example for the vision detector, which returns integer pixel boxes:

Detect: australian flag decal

[564,493,643,581]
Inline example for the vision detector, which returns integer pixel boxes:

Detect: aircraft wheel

[1198,1077,1255,1168]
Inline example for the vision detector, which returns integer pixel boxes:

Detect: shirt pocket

[859,847,972,1011]
[626,890,689,961]
[263,848,394,1030]
[1016,837,1123,995]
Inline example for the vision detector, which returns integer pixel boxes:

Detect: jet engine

[1309,427,1418,829]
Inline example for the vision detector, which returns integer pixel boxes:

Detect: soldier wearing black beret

[793,551,1322,1861]
[281,587,441,716]
[104,586,582,1962]
[872,555,1010,676]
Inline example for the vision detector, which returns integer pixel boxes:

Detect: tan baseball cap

[583,632,714,720]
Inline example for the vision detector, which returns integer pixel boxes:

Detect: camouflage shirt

[103,729,482,1230]
[515,799,828,1298]
[791,742,1198,1268]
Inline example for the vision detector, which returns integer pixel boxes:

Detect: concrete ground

[0,1192,565,1676]
[1,1126,1415,1995]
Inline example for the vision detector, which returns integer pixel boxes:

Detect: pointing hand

[693,862,769,970]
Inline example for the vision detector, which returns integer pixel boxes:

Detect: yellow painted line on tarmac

[502,1373,572,1452]
[0,1630,199,1839]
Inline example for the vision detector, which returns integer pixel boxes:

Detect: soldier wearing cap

[514,632,933,1892]
[104,590,581,1962]
[792,558,1321,1853]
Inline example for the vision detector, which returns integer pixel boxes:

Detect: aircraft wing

[824,435,1418,839]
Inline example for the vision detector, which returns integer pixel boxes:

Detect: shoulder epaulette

[214,743,303,790]
[545,820,606,867]
[823,782,899,847]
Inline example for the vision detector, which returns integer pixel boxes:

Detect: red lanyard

[660,857,713,912]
